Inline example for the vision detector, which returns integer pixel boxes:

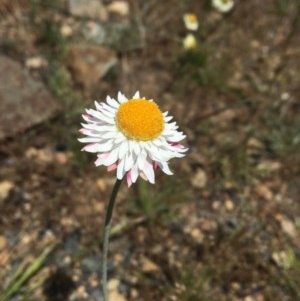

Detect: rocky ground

[0,0,300,301]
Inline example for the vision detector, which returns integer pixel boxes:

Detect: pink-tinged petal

[83,113,92,118]
[107,163,118,172]
[170,142,184,148]
[130,165,139,184]
[79,130,100,138]
[102,148,119,166]
[82,115,100,124]
[95,152,110,166]
[82,141,113,153]
[81,143,98,153]
[126,171,133,187]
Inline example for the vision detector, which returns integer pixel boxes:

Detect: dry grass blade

[0,243,57,301]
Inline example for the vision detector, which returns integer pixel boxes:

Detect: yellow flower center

[116,99,164,141]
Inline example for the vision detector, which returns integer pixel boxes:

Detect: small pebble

[225,199,234,211]
[0,235,8,250]
[0,181,14,201]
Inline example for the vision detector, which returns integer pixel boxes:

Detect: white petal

[99,108,115,118]
[118,140,129,159]
[78,137,101,143]
[149,146,172,161]
[164,116,173,122]
[166,121,177,128]
[142,160,155,183]
[124,153,134,171]
[158,162,173,175]
[94,101,102,111]
[106,96,119,108]
[132,91,140,99]
[118,92,127,103]
[137,150,147,170]
[165,134,186,143]
[117,158,126,179]
[114,133,126,144]
[81,123,114,132]
[133,141,141,155]
[152,138,166,147]
[86,109,115,124]
[101,131,119,139]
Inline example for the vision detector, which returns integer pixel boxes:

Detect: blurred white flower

[183,13,199,31]
[183,33,197,50]
[212,0,234,13]
[79,92,188,187]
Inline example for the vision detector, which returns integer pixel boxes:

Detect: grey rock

[80,19,144,51]
[63,229,81,254]
[82,22,107,44]
[81,255,102,273]
[0,55,60,140]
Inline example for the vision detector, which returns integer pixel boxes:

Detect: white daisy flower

[79,92,188,187]
[183,13,199,31]
[212,0,234,13]
[183,33,197,50]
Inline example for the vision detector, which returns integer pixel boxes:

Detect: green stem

[102,178,123,301]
